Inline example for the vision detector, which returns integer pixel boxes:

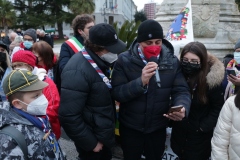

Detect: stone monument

[155,0,240,58]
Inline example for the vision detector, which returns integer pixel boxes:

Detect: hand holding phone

[167,105,183,114]
[164,105,185,121]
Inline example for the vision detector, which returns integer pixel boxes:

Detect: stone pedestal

[155,0,240,58]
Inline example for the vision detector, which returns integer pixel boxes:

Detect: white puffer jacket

[211,96,240,160]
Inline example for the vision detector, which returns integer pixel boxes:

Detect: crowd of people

[0,13,239,160]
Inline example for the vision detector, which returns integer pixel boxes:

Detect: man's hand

[163,107,186,121]
[93,142,103,152]
[228,74,240,86]
[141,62,158,86]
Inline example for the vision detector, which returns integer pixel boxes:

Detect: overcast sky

[133,0,164,11]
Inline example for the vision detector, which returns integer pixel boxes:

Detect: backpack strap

[0,125,28,160]
[65,37,83,53]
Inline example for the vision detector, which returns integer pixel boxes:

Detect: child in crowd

[0,70,65,159]
[11,50,61,139]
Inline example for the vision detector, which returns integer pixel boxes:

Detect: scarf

[13,107,59,152]
[226,59,240,69]
[81,47,112,89]
[225,59,240,99]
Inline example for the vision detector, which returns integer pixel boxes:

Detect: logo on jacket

[114,34,118,40]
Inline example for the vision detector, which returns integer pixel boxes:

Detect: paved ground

[59,128,123,160]
[53,43,123,160]
[53,43,62,54]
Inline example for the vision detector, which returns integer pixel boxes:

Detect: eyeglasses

[181,58,200,64]
[23,38,33,41]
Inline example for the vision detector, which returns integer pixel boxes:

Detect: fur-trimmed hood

[206,54,225,89]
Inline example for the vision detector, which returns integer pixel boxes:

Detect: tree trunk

[4,25,8,36]
[57,22,64,39]
[3,19,8,36]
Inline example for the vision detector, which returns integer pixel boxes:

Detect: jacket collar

[75,34,85,45]
[0,108,33,127]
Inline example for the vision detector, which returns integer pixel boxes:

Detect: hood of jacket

[0,107,32,128]
[206,54,225,89]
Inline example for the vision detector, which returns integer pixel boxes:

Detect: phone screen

[167,105,183,114]
[227,70,236,76]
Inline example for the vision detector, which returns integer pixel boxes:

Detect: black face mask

[0,52,6,62]
[181,61,201,76]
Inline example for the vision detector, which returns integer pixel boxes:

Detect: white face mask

[19,94,48,115]
[100,52,118,63]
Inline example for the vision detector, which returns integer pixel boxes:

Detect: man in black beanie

[111,19,191,160]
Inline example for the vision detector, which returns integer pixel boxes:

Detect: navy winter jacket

[111,39,191,133]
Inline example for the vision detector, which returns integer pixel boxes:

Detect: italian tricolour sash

[65,37,83,53]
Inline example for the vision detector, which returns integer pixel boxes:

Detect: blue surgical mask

[234,52,240,64]
[23,41,33,49]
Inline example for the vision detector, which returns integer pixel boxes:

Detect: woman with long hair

[170,42,225,160]
[32,41,57,80]
[211,90,240,160]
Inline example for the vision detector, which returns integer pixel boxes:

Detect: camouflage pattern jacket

[0,107,65,160]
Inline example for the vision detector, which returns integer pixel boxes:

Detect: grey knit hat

[23,29,37,42]
[234,39,240,50]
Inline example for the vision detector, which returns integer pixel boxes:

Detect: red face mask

[143,45,161,60]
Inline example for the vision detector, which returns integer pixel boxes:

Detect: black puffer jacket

[171,54,225,160]
[59,48,115,151]
[111,39,191,133]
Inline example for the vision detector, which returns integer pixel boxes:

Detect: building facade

[144,3,157,19]
[93,0,137,26]
[7,0,137,37]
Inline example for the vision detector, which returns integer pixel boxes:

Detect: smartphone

[226,69,236,76]
[167,105,183,114]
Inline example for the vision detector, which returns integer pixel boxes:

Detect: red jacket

[43,76,61,139]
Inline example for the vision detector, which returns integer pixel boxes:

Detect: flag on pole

[165,0,194,55]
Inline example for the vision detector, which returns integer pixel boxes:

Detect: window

[109,0,113,8]
[105,0,108,8]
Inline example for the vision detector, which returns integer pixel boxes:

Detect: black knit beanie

[23,29,37,42]
[137,20,163,43]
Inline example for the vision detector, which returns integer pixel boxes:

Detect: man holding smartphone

[111,20,191,160]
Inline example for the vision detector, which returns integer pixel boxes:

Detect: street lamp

[101,2,108,23]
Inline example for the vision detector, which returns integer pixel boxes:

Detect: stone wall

[155,0,240,58]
